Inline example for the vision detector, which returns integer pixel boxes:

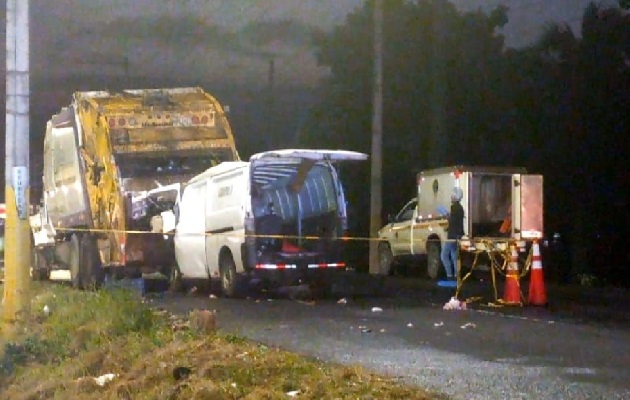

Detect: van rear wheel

[220,253,239,298]
[427,240,442,280]
[378,242,394,275]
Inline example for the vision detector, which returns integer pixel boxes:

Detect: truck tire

[426,240,442,280]
[31,248,50,281]
[69,234,82,289]
[378,242,394,275]
[80,234,105,289]
[220,253,239,298]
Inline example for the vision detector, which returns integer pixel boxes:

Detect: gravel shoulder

[152,289,630,400]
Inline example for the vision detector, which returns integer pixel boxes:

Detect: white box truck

[378,166,543,278]
[173,149,368,296]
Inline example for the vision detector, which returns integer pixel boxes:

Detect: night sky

[0,0,625,192]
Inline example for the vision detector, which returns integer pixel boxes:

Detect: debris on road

[337,297,347,304]
[434,321,444,327]
[287,390,300,397]
[189,309,217,334]
[380,328,386,333]
[371,307,383,313]
[209,294,217,299]
[94,373,118,387]
[407,323,414,328]
[443,297,467,311]
[460,322,477,329]
[358,325,372,333]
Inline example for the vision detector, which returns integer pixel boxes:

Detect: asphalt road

[151,282,630,400]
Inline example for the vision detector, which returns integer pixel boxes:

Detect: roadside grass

[0,283,445,400]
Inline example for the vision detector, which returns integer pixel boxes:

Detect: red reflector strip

[307,263,346,269]
[255,264,297,270]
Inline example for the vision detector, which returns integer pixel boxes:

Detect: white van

[173,149,368,296]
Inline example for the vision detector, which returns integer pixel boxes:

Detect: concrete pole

[368,0,383,275]
[428,3,446,168]
[3,0,31,332]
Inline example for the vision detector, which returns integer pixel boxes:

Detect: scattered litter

[337,298,347,304]
[209,294,217,299]
[231,383,237,388]
[255,299,261,303]
[371,307,383,313]
[94,373,118,387]
[548,321,555,324]
[380,328,386,333]
[433,322,444,327]
[407,323,414,328]
[188,286,198,294]
[267,299,273,302]
[287,390,300,397]
[43,305,51,317]
[361,328,372,333]
[460,322,477,329]
[443,297,467,311]
[236,352,249,358]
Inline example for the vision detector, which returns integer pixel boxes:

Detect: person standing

[441,187,464,280]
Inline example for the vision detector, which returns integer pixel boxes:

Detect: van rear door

[512,174,544,239]
[248,149,367,270]
[250,149,368,163]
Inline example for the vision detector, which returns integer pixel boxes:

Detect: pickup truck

[378,166,543,279]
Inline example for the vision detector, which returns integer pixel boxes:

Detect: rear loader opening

[469,174,512,237]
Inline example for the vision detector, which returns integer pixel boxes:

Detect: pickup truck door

[389,199,417,255]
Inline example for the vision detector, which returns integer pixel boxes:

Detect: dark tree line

[298,0,629,280]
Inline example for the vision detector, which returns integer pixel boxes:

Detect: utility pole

[429,3,446,167]
[368,0,383,275]
[267,57,275,150]
[3,0,31,333]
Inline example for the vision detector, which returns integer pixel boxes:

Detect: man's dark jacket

[447,201,465,240]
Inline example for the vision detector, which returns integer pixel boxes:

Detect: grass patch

[0,283,444,399]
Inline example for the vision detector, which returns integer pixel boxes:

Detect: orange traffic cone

[503,243,522,305]
[528,239,547,306]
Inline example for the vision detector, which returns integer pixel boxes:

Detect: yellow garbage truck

[29,87,240,288]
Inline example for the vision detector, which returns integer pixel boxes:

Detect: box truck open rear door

[513,174,544,240]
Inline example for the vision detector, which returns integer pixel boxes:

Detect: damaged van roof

[250,149,368,162]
